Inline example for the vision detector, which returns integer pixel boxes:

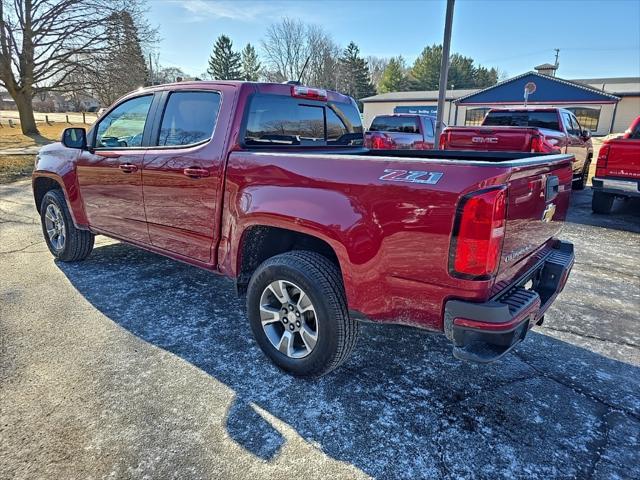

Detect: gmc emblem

[472,136,498,144]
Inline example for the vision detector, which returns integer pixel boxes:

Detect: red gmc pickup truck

[32,81,575,377]
[592,116,640,214]
[440,108,593,190]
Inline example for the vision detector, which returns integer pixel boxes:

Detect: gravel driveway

[1,180,639,480]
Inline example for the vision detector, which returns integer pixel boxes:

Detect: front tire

[40,189,94,261]
[246,251,358,377]
[592,191,615,214]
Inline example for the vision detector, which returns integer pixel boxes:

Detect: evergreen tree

[207,35,242,80]
[241,43,262,81]
[473,66,499,88]
[338,42,376,102]
[96,10,149,105]
[379,57,408,93]
[409,44,499,91]
[410,44,442,90]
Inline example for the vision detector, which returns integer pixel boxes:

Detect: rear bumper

[592,177,640,198]
[444,240,574,363]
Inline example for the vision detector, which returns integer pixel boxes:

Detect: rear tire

[246,251,358,377]
[40,189,94,261]
[592,191,615,214]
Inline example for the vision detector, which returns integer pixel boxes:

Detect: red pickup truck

[440,108,593,189]
[32,82,575,377]
[592,116,640,214]
[365,114,437,150]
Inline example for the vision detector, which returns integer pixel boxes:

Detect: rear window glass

[244,95,363,147]
[370,116,420,134]
[483,111,561,131]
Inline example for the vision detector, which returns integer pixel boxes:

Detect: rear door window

[244,95,363,147]
[483,111,561,131]
[157,91,221,146]
[369,116,420,134]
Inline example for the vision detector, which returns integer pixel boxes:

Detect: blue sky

[147,0,640,80]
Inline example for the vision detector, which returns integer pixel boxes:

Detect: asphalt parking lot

[1,179,639,480]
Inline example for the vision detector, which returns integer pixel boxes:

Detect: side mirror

[581,129,591,140]
[62,127,87,149]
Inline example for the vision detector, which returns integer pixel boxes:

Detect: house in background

[1,90,101,113]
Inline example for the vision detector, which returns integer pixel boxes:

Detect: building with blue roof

[361,65,639,136]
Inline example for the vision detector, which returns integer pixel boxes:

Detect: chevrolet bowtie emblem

[542,203,556,223]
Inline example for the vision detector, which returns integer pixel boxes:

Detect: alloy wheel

[44,203,65,250]
[259,280,319,359]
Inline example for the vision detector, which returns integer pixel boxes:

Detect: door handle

[183,167,210,178]
[119,163,138,173]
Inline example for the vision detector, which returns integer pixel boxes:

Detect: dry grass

[0,123,86,149]
[0,154,36,183]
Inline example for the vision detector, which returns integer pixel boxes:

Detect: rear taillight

[439,132,449,150]
[596,143,610,176]
[291,85,327,101]
[531,134,544,153]
[450,187,507,279]
[369,134,396,149]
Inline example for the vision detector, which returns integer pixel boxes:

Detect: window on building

[464,108,490,126]
[566,107,600,131]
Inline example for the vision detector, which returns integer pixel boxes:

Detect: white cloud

[175,0,289,22]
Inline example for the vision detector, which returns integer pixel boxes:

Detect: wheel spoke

[45,209,56,223]
[277,330,294,356]
[300,324,317,352]
[297,291,314,313]
[267,281,291,304]
[277,280,292,303]
[259,304,281,325]
[47,227,57,238]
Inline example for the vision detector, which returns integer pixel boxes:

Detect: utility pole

[434,0,455,149]
[554,48,560,67]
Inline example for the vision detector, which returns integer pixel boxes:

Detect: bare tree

[261,18,339,89]
[366,56,390,92]
[0,0,153,134]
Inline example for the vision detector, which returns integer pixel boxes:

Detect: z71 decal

[379,169,443,185]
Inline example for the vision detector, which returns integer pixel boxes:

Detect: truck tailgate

[443,127,537,151]
[496,156,574,285]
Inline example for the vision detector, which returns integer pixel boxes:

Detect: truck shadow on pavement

[57,244,640,480]
[566,189,640,233]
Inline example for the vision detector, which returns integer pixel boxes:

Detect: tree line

[0,2,499,136]
[204,21,499,100]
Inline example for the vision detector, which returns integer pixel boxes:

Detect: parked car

[365,114,437,149]
[440,108,593,189]
[592,115,640,214]
[32,82,574,376]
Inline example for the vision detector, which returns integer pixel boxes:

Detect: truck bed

[223,148,574,330]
